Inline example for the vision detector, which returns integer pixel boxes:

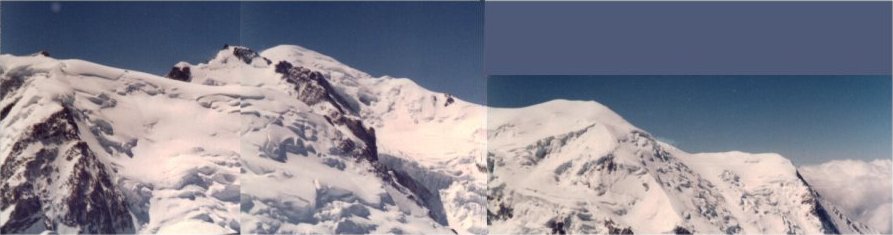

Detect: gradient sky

[240,2,484,104]
[1,2,484,104]
[489,75,892,165]
[1,2,240,75]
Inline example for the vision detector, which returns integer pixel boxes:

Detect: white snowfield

[0,45,885,235]
[1,54,243,234]
[0,45,485,234]
[487,99,882,234]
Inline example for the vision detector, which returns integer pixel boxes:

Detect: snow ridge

[0,45,879,235]
[487,99,878,234]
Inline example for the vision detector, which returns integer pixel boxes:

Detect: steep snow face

[259,45,488,234]
[799,159,892,234]
[349,75,487,234]
[680,151,875,234]
[0,55,241,233]
[487,99,875,234]
[164,45,482,233]
[0,45,486,234]
[6,44,876,235]
[239,61,448,234]
[159,45,456,234]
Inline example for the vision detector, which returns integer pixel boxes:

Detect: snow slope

[2,44,881,234]
[0,54,241,233]
[799,159,892,234]
[0,45,486,234]
[487,99,878,234]
[219,45,464,234]
[256,45,487,234]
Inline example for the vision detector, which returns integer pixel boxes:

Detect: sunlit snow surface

[487,100,879,234]
[0,46,486,234]
[0,45,884,234]
[0,55,242,233]
[799,159,892,234]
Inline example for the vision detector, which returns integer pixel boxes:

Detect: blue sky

[3,2,888,165]
[489,75,892,165]
[240,2,483,104]
[1,2,484,104]
[1,2,240,75]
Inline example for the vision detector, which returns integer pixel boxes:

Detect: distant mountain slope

[1,45,881,235]
[486,99,877,234]
[799,159,892,234]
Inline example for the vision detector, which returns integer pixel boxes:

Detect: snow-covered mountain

[0,45,486,234]
[234,45,487,234]
[799,159,892,234]
[0,44,883,234]
[486,100,879,234]
[1,51,244,234]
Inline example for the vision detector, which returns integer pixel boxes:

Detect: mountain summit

[486,98,875,234]
[0,45,877,234]
[0,45,486,234]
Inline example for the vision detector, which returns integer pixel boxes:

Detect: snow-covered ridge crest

[226,44,485,234]
[799,159,893,234]
[0,45,485,234]
[0,53,244,233]
[2,44,878,235]
[488,97,877,234]
[489,99,639,149]
[261,44,371,80]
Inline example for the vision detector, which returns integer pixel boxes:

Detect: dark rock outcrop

[281,65,351,114]
[0,98,18,121]
[232,47,261,64]
[486,203,514,223]
[795,171,843,234]
[604,220,634,234]
[1,68,28,100]
[279,65,376,161]
[32,51,50,57]
[547,219,567,234]
[274,61,294,74]
[278,65,381,170]
[672,226,692,234]
[165,66,191,82]
[388,169,449,225]
[0,107,134,233]
[276,65,458,228]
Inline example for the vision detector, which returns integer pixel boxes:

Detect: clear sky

[240,2,483,104]
[1,2,484,104]
[489,75,892,165]
[1,2,240,75]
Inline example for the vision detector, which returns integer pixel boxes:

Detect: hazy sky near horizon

[1,2,484,104]
[489,75,892,165]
